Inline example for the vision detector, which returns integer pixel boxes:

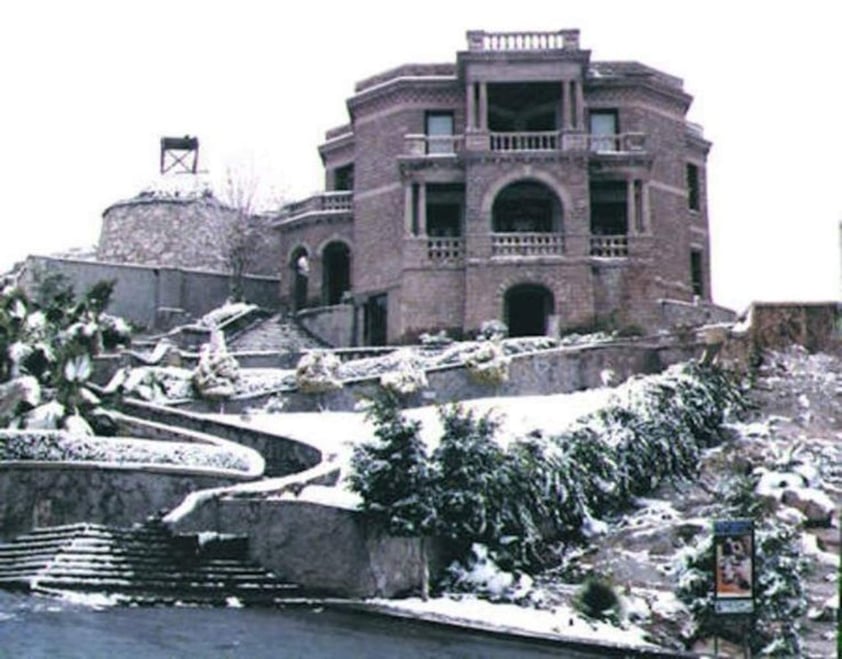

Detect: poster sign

[713,519,755,614]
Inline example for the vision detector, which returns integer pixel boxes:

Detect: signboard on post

[713,519,755,614]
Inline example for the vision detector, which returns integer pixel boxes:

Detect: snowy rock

[781,488,835,526]
[0,376,41,419]
[63,414,94,436]
[295,351,342,394]
[23,401,65,430]
[193,329,240,399]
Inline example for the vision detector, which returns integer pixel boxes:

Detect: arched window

[289,247,309,311]
[492,181,562,233]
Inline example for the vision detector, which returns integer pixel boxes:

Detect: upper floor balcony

[402,130,647,160]
[275,191,353,227]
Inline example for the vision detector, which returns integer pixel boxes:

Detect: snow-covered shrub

[677,475,807,656]
[432,405,505,549]
[349,390,435,536]
[108,366,194,403]
[444,544,533,603]
[477,320,508,341]
[295,350,342,394]
[379,352,428,397]
[192,329,240,399]
[463,340,510,387]
[419,330,453,348]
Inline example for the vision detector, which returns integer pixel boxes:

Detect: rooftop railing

[467,30,580,52]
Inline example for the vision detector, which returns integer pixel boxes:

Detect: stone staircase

[0,523,300,606]
[229,313,328,352]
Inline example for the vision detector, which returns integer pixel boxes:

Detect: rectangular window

[687,163,700,211]
[691,249,704,297]
[589,110,618,152]
[426,112,454,154]
[334,164,354,191]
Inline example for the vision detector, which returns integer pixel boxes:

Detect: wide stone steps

[0,522,300,606]
[229,313,328,352]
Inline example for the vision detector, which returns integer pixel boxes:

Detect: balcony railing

[491,232,565,257]
[590,235,629,257]
[427,237,463,262]
[588,132,647,153]
[467,30,579,52]
[490,131,558,151]
[404,134,464,157]
[278,191,352,221]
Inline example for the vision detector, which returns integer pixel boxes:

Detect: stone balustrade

[491,232,565,257]
[489,131,558,151]
[590,235,630,258]
[404,134,464,156]
[278,191,352,222]
[466,30,579,52]
[427,237,464,262]
[481,131,646,154]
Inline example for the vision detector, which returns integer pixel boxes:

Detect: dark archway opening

[492,181,562,233]
[364,294,388,346]
[289,247,309,311]
[504,284,554,337]
[322,242,351,306]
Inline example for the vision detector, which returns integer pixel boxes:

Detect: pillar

[466,82,475,131]
[418,183,427,236]
[562,79,572,130]
[478,82,488,131]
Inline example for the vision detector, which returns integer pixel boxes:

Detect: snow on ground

[365,595,654,649]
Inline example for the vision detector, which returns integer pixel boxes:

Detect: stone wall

[745,302,840,354]
[23,256,280,330]
[0,464,241,542]
[98,195,280,278]
[297,304,355,347]
[172,498,424,598]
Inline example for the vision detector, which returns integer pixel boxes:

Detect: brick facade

[274,30,715,344]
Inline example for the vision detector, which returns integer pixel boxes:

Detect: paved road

[0,592,641,659]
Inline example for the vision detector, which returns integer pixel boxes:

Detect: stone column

[562,79,572,130]
[575,80,586,130]
[418,182,427,236]
[478,82,488,131]
[641,181,651,233]
[466,82,475,131]
[404,183,414,235]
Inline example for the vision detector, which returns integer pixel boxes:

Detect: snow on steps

[228,313,328,352]
[0,522,300,606]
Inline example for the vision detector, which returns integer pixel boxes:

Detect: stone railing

[427,237,463,262]
[404,134,464,157]
[590,235,629,257]
[491,232,565,257]
[588,132,647,153]
[490,131,558,151]
[467,30,579,52]
[278,191,352,221]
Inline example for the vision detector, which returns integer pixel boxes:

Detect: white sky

[2,1,840,311]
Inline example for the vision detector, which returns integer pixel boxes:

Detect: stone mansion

[272,29,714,344]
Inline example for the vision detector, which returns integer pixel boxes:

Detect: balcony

[427,237,463,262]
[491,232,565,257]
[276,191,352,226]
[404,134,464,157]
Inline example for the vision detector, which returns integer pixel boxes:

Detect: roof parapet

[466,29,580,52]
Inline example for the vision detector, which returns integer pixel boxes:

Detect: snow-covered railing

[467,30,579,52]
[590,235,629,258]
[491,232,565,257]
[588,132,647,153]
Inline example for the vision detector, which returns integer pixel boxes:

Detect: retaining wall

[172,498,424,598]
[0,464,243,542]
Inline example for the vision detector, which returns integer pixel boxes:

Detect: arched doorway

[504,284,554,337]
[289,247,309,311]
[321,242,351,306]
[492,181,562,233]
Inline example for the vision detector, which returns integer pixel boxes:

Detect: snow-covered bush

[444,544,533,603]
[573,577,622,622]
[192,329,240,399]
[0,279,131,432]
[379,351,428,397]
[107,366,194,403]
[477,320,508,341]
[463,340,510,387]
[295,350,342,394]
[677,475,807,656]
[432,405,505,550]
[197,301,257,328]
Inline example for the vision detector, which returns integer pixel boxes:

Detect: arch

[321,240,352,305]
[288,245,310,311]
[504,283,555,337]
[491,180,563,233]
[480,168,574,218]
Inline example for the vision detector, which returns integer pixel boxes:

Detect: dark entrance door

[364,294,388,346]
[505,284,553,337]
